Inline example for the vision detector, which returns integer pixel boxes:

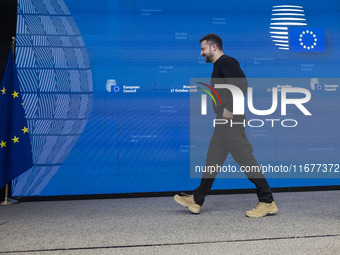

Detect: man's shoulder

[216,55,247,79]
[219,55,240,66]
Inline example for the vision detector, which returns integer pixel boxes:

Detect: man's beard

[204,50,214,63]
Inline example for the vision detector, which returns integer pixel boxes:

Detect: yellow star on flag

[1,87,6,95]
[12,136,20,143]
[22,126,29,134]
[0,140,6,148]
[12,91,19,98]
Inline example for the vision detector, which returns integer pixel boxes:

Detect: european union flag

[0,49,33,188]
[289,27,326,52]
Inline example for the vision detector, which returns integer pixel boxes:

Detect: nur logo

[198,83,311,116]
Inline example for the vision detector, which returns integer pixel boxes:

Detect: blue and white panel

[270,5,307,50]
[12,0,93,196]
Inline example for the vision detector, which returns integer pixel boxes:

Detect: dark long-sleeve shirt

[211,55,248,117]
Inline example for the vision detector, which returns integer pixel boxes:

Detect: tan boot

[246,201,278,218]
[174,194,201,214]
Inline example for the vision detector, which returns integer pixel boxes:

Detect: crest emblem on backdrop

[12,0,93,196]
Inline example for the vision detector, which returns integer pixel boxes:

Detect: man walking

[174,34,278,218]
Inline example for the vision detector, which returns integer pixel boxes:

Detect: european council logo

[106,79,120,92]
[289,27,326,52]
[270,5,326,52]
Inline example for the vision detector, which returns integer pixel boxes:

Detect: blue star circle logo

[299,30,318,50]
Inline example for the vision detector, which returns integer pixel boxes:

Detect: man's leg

[227,126,274,203]
[174,127,229,213]
[224,125,278,217]
[193,127,229,206]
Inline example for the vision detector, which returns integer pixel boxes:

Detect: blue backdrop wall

[12,0,340,196]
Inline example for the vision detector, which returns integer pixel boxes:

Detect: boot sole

[174,196,200,214]
[246,207,279,218]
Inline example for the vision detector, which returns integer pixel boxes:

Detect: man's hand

[223,108,233,120]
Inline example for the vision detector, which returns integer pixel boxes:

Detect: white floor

[0,190,339,254]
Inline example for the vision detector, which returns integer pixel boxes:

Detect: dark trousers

[193,119,274,206]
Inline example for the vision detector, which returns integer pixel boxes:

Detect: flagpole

[1,36,19,206]
[11,36,16,57]
[0,185,18,205]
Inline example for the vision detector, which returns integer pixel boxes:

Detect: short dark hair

[200,33,223,50]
